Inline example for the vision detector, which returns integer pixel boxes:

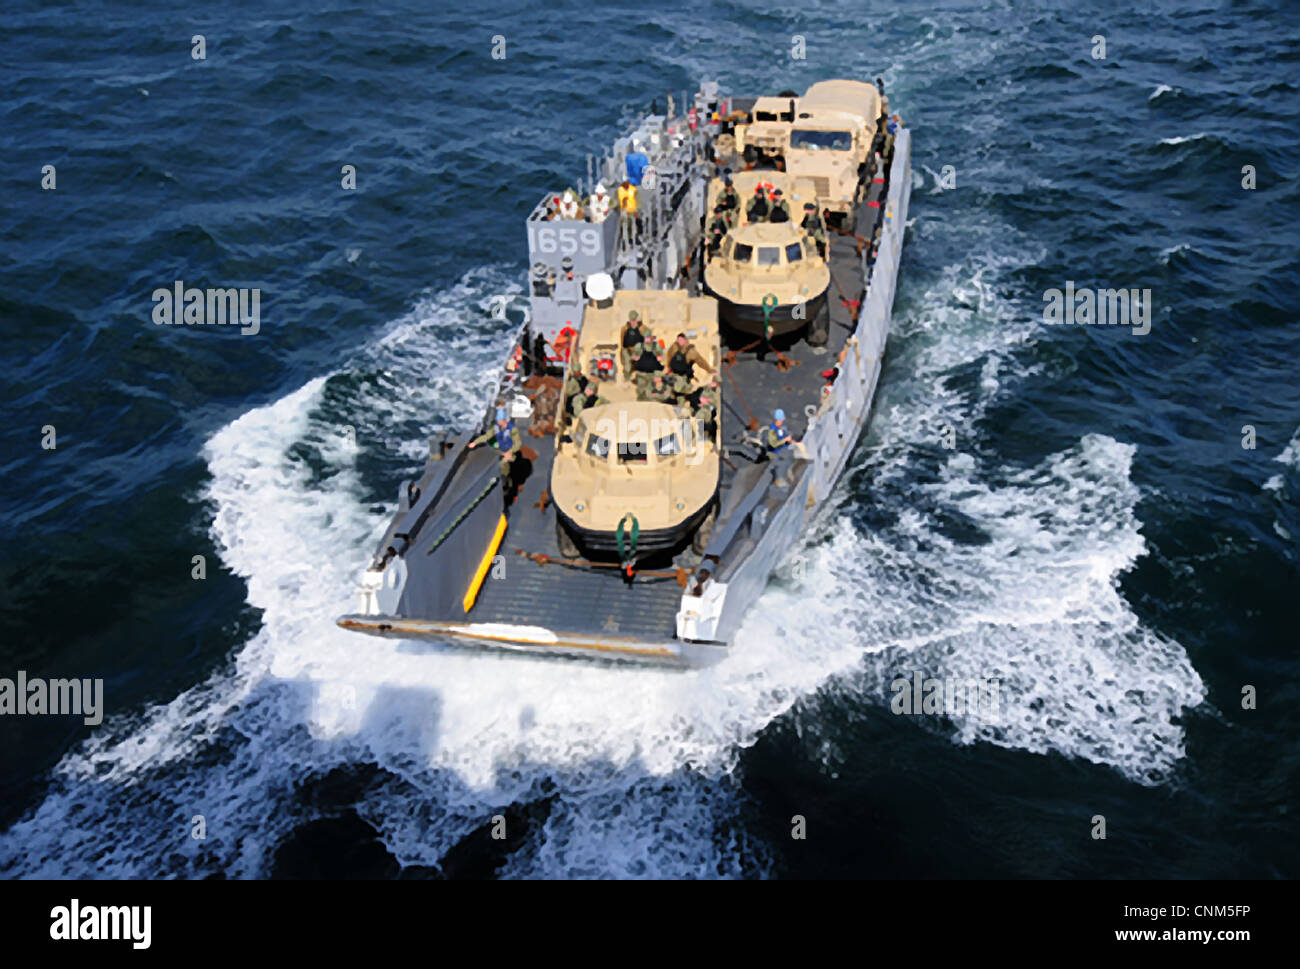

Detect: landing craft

[338,78,912,666]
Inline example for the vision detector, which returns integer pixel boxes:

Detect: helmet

[773,409,785,421]
[495,406,508,422]
[595,182,606,194]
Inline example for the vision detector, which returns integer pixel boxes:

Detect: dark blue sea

[2,0,1298,878]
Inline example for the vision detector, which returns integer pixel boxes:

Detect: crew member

[572,382,607,419]
[629,343,664,396]
[707,204,730,257]
[764,408,793,453]
[587,182,611,222]
[691,377,721,439]
[718,174,739,216]
[626,139,649,186]
[666,331,714,394]
[557,188,582,220]
[617,179,639,242]
[563,359,588,414]
[768,188,792,223]
[801,202,827,258]
[642,373,675,404]
[468,405,523,486]
[746,184,769,223]
[619,311,647,374]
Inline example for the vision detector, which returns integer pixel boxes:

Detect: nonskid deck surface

[462,182,888,642]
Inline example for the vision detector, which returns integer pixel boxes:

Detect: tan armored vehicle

[552,290,721,559]
[735,93,799,164]
[703,170,830,344]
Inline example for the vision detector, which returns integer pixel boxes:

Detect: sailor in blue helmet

[764,408,792,453]
[469,403,523,487]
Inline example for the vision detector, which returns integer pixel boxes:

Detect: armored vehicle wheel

[556,519,580,558]
[691,502,718,555]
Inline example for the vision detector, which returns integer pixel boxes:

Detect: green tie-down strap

[762,293,778,341]
[616,512,640,564]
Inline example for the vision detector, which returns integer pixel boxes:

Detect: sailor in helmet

[747,184,770,223]
[558,187,583,220]
[768,188,791,224]
[587,182,611,222]
[764,408,793,453]
[469,404,523,490]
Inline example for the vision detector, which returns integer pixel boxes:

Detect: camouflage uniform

[801,205,827,257]
[707,210,730,256]
[642,376,676,405]
[563,363,587,413]
[629,343,664,397]
[619,312,647,375]
[666,339,714,395]
[571,389,607,420]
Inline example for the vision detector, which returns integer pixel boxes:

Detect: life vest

[617,184,637,213]
[669,345,693,378]
[633,351,662,374]
[622,325,644,349]
[588,194,610,221]
[558,193,581,219]
[495,421,516,452]
[768,422,790,450]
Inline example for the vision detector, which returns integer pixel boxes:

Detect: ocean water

[1,1,1297,878]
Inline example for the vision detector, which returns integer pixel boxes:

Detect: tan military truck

[552,290,721,559]
[702,171,830,345]
[731,80,880,231]
[781,79,881,230]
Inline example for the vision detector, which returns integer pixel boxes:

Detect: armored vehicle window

[785,243,803,262]
[655,432,681,456]
[585,433,610,459]
[790,129,853,151]
[732,243,754,263]
[757,246,781,267]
